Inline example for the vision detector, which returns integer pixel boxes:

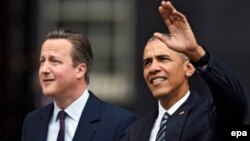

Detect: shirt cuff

[190,49,210,73]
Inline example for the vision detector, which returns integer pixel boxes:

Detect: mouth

[150,76,167,85]
[42,79,55,84]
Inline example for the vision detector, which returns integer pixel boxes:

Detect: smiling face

[143,38,194,101]
[39,39,83,100]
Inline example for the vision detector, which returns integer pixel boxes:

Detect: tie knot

[57,111,66,121]
[160,112,170,126]
[163,112,170,120]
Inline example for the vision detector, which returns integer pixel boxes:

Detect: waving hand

[154,1,205,61]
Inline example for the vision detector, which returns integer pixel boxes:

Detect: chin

[42,89,55,97]
[152,92,166,99]
[150,88,169,99]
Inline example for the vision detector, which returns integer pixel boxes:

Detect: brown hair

[46,28,93,84]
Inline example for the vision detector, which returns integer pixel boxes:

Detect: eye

[159,56,171,62]
[40,58,45,65]
[51,59,60,64]
[143,59,151,67]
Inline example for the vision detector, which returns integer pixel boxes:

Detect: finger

[160,1,178,24]
[173,15,182,21]
[159,6,172,26]
[153,32,164,39]
[161,1,175,14]
[173,11,187,24]
[153,32,170,45]
[163,8,187,25]
[169,15,176,24]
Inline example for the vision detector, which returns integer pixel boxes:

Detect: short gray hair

[146,34,189,61]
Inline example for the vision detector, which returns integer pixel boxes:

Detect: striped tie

[156,112,170,141]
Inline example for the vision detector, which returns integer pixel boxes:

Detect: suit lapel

[165,103,192,141]
[136,110,158,140]
[73,92,100,141]
[37,104,54,141]
[166,91,199,141]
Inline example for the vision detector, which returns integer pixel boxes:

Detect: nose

[149,60,160,74]
[39,61,51,74]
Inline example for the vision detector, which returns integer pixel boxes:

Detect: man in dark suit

[125,1,247,141]
[22,28,135,141]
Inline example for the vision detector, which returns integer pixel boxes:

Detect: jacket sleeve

[198,52,247,124]
[115,112,136,141]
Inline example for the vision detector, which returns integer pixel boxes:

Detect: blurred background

[0,0,250,140]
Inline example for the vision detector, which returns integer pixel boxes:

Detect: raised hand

[154,1,205,61]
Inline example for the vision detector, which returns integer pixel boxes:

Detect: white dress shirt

[47,89,90,141]
[149,90,190,141]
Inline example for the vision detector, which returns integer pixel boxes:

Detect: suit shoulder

[24,103,53,122]
[101,99,135,118]
[130,111,156,127]
[89,92,135,117]
[88,95,135,123]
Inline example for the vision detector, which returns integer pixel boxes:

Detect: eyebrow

[157,54,171,59]
[40,54,61,60]
[143,54,171,60]
[143,57,152,64]
[143,56,151,62]
[143,54,172,64]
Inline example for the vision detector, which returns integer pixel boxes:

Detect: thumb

[153,32,171,45]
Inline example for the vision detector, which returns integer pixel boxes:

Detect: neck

[55,83,87,109]
[160,86,189,110]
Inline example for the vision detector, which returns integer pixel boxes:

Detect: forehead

[41,39,73,55]
[143,39,176,58]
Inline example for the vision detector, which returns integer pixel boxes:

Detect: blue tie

[57,111,66,141]
[156,112,170,141]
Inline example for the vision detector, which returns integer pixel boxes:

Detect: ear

[76,63,87,79]
[184,61,195,77]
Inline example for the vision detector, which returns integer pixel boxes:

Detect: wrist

[190,46,206,62]
[190,48,209,67]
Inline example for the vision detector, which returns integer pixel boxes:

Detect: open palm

[154,1,200,57]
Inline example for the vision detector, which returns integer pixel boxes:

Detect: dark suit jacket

[22,92,136,141]
[125,54,247,141]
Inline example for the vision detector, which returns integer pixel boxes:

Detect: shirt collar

[52,89,90,122]
[158,90,190,117]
